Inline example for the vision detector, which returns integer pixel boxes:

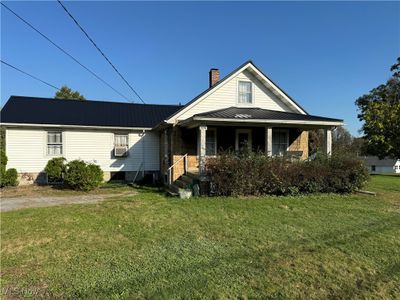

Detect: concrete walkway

[1,192,136,212]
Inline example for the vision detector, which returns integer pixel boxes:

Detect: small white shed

[362,156,400,174]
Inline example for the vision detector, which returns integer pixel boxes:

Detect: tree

[309,127,364,156]
[355,57,400,159]
[332,126,352,153]
[55,85,86,100]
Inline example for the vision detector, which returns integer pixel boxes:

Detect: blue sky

[1,1,399,135]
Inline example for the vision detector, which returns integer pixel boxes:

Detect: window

[371,165,376,172]
[206,129,217,156]
[272,130,288,156]
[238,81,252,104]
[47,131,63,155]
[114,134,129,157]
[114,134,128,147]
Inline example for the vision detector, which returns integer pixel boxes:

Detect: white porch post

[198,125,207,176]
[265,126,273,157]
[323,128,332,156]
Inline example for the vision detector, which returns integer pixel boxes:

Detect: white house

[362,156,400,174]
[1,61,344,187]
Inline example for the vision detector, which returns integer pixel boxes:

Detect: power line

[57,0,145,104]
[1,59,60,90]
[1,2,131,102]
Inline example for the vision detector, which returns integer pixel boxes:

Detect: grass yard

[1,175,399,299]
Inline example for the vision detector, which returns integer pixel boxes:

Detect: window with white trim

[47,131,63,155]
[272,130,288,156]
[114,134,128,148]
[206,129,217,156]
[114,134,129,157]
[238,81,253,104]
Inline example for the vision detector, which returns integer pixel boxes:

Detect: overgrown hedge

[206,153,369,196]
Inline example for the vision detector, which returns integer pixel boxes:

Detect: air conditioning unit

[114,146,128,157]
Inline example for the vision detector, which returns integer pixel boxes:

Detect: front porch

[161,123,333,185]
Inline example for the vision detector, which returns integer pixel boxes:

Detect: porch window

[272,130,288,156]
[238,81,252,104]
[206,129,217,156]
[47,131,63,156]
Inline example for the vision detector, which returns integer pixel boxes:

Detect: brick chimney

[209,68,220,87]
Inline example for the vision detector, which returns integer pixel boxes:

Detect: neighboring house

[1,61,343,186]
[361,156,400,174]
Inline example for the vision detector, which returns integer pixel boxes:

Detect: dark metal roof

[194,107,343,123]
[1,96,182,128]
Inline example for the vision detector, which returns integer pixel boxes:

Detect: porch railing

[166,153,188,185]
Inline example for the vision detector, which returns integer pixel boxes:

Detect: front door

[235,129,252,152]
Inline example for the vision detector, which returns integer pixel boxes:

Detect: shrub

[0,150,19,188]
[206,152,369,196]
[45,157,67,183]
[0,148,7,168]
[64,160,103,191]
[4,168,18,186]
[0,167,5,187]
[0,149,7,187]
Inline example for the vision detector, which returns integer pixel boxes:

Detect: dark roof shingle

[1,96,181,128]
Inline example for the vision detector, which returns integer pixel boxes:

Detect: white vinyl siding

[174,70,292,121]
[5,128,160,173]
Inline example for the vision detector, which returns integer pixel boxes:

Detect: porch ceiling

[178,107,344,129]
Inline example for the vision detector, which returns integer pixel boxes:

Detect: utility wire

[57,0,145,104]
[1,2,130,102]
[1,59,60,90]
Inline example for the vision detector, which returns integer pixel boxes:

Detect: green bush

[0,148,7,168]
[0,167,5,187]
[0,149,19,188]
[45,157,67,183]
[64,160,103,191]
[4,168,18,186]
[206,152,369,196]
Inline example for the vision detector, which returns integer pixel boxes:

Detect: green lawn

[1,175,400,299]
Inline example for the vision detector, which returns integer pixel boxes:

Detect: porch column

[323,128,332,156]
[265,126,273,157]
[198,125,207,176]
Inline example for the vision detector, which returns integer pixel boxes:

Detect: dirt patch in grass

[0,182,134,198]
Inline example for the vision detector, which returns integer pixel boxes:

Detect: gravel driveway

[1,192,136,212]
